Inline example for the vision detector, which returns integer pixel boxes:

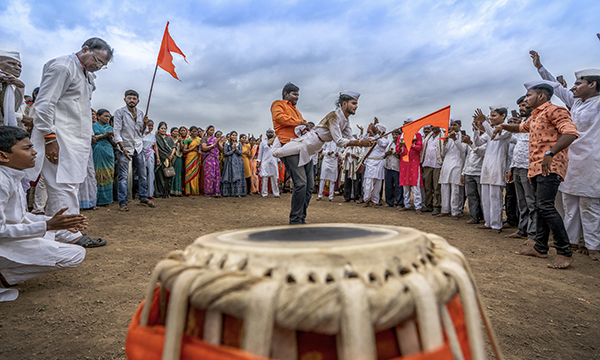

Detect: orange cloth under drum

[126,287,472,360]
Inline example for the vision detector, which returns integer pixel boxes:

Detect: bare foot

[523,238,536,247]
[451,215,460,221]
[578,246,589,255]
[397,207,409,212]
[415,209,422,215]
[477,225,491,229]
[515,247,548,258]
[506,232,526,239]
[493,228,502,234]
[434,213,450,217]
[548,255,573,269]
[465,219,479,224]
[588,250,600,261]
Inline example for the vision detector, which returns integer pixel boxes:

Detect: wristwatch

[545,150,555,157]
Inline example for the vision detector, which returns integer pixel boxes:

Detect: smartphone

[511,110,519,118]
[461,130,466,136]
[557,75,564,84]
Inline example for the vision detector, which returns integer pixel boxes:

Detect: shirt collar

[0,165,26,182]
[532,101,553,114]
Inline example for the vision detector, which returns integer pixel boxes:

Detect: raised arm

[530,50,575,108]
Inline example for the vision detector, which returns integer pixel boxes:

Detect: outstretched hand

[473,108,486,124]
[46,207,88,232]
[530,50,542,70]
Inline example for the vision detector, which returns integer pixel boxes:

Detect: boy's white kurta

[320,141,340,181]
[476,122,511,186]
[257,138,279,178]
[272,108,354,167]
[364,135,389,180]
[0,165,85,299]
[439,133,467,185]
[25,53,96,184]
[538,66,600,250]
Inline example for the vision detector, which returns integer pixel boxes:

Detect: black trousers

[505,181,519,226]
[531,174,572,256]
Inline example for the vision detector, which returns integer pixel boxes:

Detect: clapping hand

[46,207,88,233]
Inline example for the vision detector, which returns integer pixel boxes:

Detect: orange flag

[157,21,187,81]
[401,105,451,161]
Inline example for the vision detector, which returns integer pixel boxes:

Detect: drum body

[127,224,499,360]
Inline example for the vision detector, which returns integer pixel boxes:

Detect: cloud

[2,0,599,136]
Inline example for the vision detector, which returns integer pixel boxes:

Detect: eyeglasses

[92,53,108,70]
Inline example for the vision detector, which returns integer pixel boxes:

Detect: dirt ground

[1,193,599,360]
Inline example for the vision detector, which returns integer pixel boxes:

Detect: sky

[1,0,599,136]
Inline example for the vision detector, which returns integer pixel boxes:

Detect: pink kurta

[397,133,423,187]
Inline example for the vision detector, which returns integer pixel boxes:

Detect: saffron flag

[157,21,187,81]
[401,106,451,161]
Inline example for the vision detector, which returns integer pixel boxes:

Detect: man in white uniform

[363,124,389,207]
[25,38,112,248]
[420,126,443,214]
[531,51,600,260]
[436,118,467,219]
[342,141,363,202]
[0,51,31,130]
[461,130,487,225]
[0,126,86,301]
[318,141,340,201]
[257,128,280,198]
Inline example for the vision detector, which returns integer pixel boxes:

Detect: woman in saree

[201,125,222,197]
[221,131,246,197]
[183,126,202,195]
[240,134,253,195]
[142,120,156,198]
[92,109,116,206]
[155,122,176,198]
[170,127,184,196]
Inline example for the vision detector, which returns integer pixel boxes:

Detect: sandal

[119,205,129,212]
[140,199,156,208]
[75,235,107,248]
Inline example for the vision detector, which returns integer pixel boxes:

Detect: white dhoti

[562,193,600,250]
[403,186,423,210]
[0,242,85,285]
[319,179,335,200]
[363,178,383,204]
[261,176,280,197]
[42,160,82,243]
[481,184,503,230]
[441,183,463,216]
[271,133,324,167]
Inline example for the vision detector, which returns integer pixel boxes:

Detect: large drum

[126,224,502,360]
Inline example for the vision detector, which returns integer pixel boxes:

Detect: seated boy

[0,126,87,301]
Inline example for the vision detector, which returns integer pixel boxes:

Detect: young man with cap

[494,80,578,269]
[436,118,467,219]
[420,125,443,215]
[257,128,280,198]
[363,123,389,207]
[531,50,600,261]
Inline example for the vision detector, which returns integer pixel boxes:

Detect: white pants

[319,179,335,200]
[261,176,280,197]
[403,185,423,210]
[0,242,85,285]
[562,193,600,250]
[441,183,463,216]
[145,155,155,198]
[42,160,82,243]
[32,174,47,214]
[363,178,383,204]
[481,184,503,229]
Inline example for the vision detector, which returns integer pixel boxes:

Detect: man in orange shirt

[271,83,311,224]
[494,81,578,269]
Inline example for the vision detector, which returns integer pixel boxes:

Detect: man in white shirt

[0,126,86,301]
[384,129,403,207]
[257,128,280,198]
[461,130,487,225]
[318,141,340,201]
[25,38,112,248]
[531,51,600,260]
[363,124,389,207]
[436,119,467,218]
[113,89,154,211]
[420,126,443,214]
[0,51,32,130]
[505,96,536,244]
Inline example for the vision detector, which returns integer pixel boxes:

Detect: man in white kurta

[258,129,280,197]
[0,51,27,129]
[24,38,112,246]
[437,119,467,218]
[318,141,340,201]
[474,108,512,231]
[461,131,487,224]
[342,143,362,202]
[363,124,389,206]
[532,52,600,259]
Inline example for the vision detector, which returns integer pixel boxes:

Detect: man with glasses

[25,37,113,248]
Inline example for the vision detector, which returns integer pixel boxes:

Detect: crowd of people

[0,36,599,301]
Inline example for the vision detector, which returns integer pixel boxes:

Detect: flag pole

[145,64,158,117]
